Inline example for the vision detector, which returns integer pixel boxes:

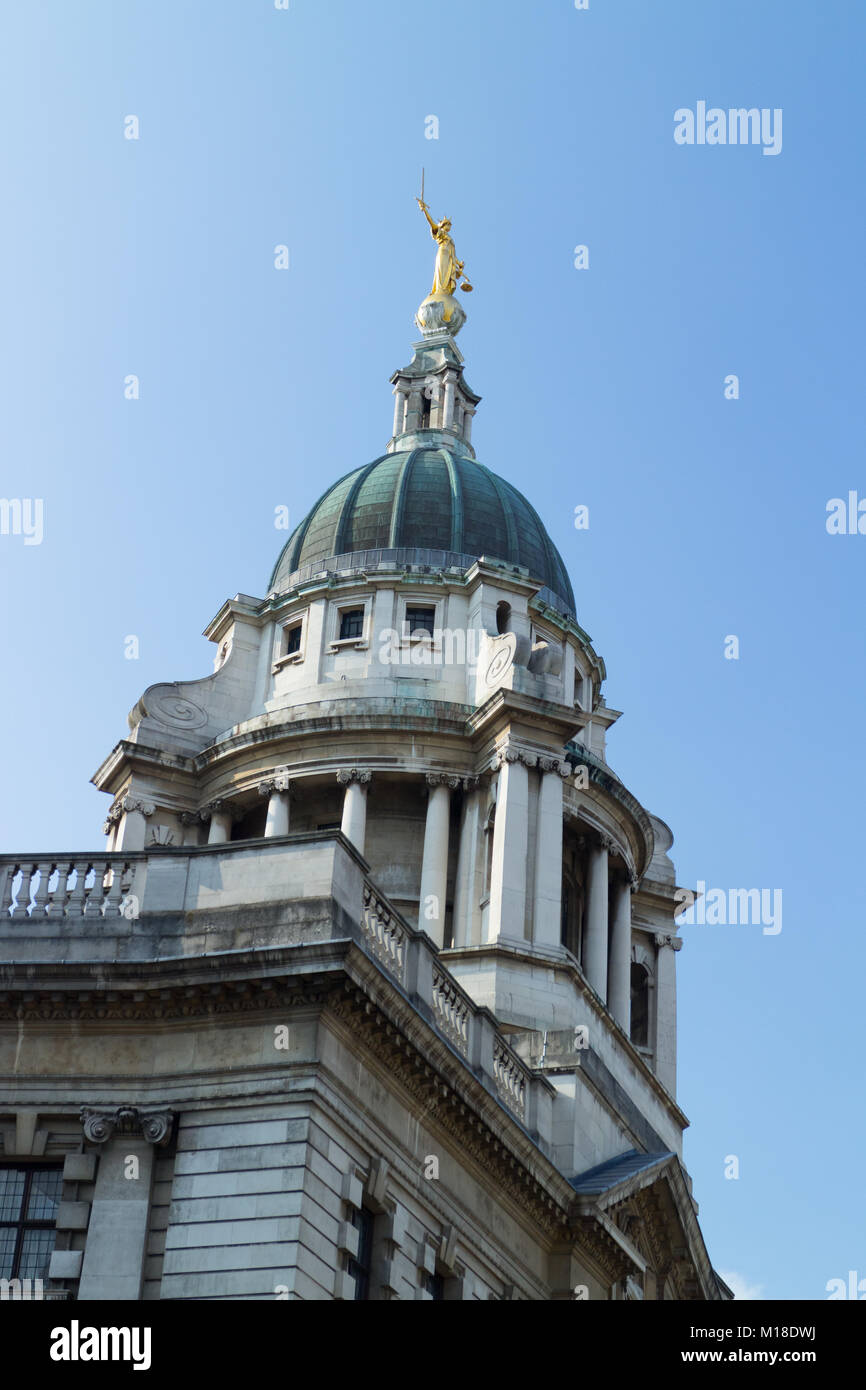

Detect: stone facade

[0,296,728,1301]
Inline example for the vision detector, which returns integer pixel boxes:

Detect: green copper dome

[268,447,576,615]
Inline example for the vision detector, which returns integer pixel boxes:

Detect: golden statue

[417,196,473,296]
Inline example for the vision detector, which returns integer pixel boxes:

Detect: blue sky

[0,0,863,1300]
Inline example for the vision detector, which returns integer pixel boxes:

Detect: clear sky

[0,0,863,1301]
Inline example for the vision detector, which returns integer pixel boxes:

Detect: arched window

[496,601,512,635]
[630,964,650,1047]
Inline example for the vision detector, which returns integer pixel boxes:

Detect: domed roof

[269,447,576,614]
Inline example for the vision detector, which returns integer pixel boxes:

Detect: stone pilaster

[533,758,570,949]
[487,749,533,943]
[607,875,634,1030]
[583,837,611,1000]
[77,1106,174,1301]
[451,777,481,948]
[419,774,458,947]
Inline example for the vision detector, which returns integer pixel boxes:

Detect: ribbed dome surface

[269,448,575,613]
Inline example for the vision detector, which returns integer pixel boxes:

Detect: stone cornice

[190,700,475,772]
[91,740,197,796]
[0,943,575,1241]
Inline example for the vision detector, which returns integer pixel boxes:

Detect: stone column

[442,373,456,429]
[392,387,407,437]
[77,1106,174,1301]
[583,837,612,1000]
[463,406,475,446]
[533,758,570,949]
[419,774,456,947]
[487,750,531,942]
[259,769,291,838]
[654,932,682,1093]
[452,777,481,948]
[608,874,635,1030]
[203,800,233,844]
[337,768,371,853]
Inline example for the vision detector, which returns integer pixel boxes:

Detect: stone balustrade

[0,834,552,1144]
[0,857,141,920]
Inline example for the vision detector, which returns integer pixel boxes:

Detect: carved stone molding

[81,1106,175,1148]
[336,768,372,786]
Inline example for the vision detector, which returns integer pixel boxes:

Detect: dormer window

[339,608,365,641]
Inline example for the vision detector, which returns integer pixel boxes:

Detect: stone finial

[81,1106,174,1147]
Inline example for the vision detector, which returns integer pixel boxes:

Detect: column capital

[600,835,617,857]
[81,1105,175,1148]
[629,874,640,893]
[178,811,199,826]
[336,768,372,786]
[426,772,460,790]
[259,767,291,796]
[199,799,242,823]
[461,775,481,792]
[538,756,571,777]
[654,932,683,951]
[108,795,155,825]
[491,747,538,771]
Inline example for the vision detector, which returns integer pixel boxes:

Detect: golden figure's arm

[417,198,438,235]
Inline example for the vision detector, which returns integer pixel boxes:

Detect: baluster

[65,861,88,917]
[103,859,124,917]
[32,862,54,917]
[47,863,72,918]
[83,861,108,917]
[0,865,15,918]
[11,863,35,919]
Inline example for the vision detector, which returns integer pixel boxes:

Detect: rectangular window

[405,605,435,637]
[284,623,302,656]
[347,1206,373,1301]
[339,608,365,641]
[0,1166,62,1281]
